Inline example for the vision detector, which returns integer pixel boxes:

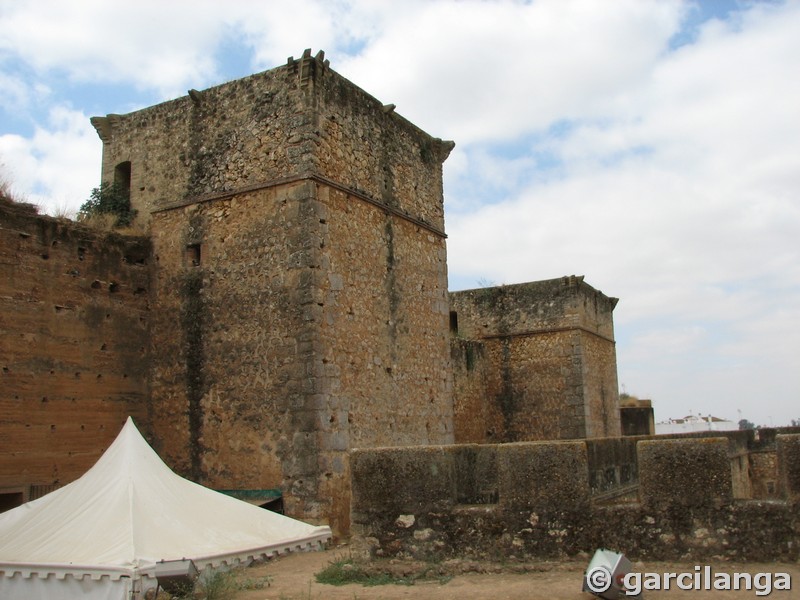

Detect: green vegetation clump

[78,181,136,227]
[315,557,413,586]
[159,569,271,600]
[315,555,451,587]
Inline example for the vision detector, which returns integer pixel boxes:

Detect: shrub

[78,181,136,227]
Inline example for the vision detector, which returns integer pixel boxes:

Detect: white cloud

[337,0,686,143]
[442,2,800,424]
[0,106,100,215]
[0,71,30,113]
[0,0,228,97]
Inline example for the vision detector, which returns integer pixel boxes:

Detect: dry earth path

[229,547,800,600]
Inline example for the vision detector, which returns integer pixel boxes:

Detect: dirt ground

[229,547,800,600]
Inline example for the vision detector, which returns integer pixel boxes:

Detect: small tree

[78,181,136,227]
[738,418,756,430]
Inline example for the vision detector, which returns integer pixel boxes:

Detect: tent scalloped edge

[0,530,331,583]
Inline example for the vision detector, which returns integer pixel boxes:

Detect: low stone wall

[350,435,800,562]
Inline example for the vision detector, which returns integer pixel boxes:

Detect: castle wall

[93,65,295,222]
[450,276,620,442]
[0,199,150,502]
[314,68,449,231]
[148,180,453,533]
[148,183,312,493]
[133,51,453,533]
[450,339,497,443]
[318,185,452,451]
[351,437,800,561]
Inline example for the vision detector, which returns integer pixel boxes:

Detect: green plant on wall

[78,181,137,227]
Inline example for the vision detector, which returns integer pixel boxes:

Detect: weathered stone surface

[0,198,150,496]
[97,53,450,234]
[350,446,455,517]
[638,437,732,510]
[777,434,800,501]
[350,440,800,562]
[129,53,454,534]
[496,441,589,512]
[450,277,620,442]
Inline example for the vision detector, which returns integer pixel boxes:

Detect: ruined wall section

[450,276,620,441]
[0,199,150,496]
[351,438,800,562]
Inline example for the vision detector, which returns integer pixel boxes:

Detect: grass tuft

[314,555,452,588]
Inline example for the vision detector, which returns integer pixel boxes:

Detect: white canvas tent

[0,418,331,599]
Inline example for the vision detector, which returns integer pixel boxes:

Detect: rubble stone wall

[95,50,450,232]
[351,437,800,561]
[450,276,620,441]
[136,52,453,533]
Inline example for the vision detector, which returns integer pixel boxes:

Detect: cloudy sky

[1,0,798,427]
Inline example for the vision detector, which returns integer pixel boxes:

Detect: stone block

[497,441,589,511]
[350,446,455,515]
[638,438,732,511]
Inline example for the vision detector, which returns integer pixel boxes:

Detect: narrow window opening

[114,161,132,197]
[186,243,202,267]
[449,311,459,333]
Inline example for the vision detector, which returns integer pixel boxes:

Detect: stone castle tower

[91,49,455,531]
[1,49,620,534]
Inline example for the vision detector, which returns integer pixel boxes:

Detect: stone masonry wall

[94,62,294,222]
[450,339,498,443]
[778,434,800,501]
[94,49,452,231]
[351,437,800,562]
[450,276,620,441]
[318,185,452,451]
[138,51,454,534]
[148,183,311,492]
[0,199,150,500]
